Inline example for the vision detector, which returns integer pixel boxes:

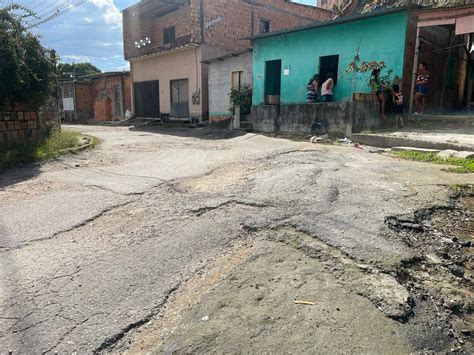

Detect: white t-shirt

[321,78,333,96]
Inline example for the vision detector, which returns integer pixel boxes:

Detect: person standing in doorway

[321,72,334,102]
[413,62,429,116]
[370,68,386,119]
[306,74,319,103]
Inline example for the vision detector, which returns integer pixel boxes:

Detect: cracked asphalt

[0,125,471,353]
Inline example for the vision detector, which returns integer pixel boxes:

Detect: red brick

[123,0,332,59]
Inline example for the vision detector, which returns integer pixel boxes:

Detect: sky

[13,0,315,72]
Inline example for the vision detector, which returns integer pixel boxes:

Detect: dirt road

[0,125,471,353]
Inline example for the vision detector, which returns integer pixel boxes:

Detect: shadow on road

[129,124,249,141]
[0,163,42,190]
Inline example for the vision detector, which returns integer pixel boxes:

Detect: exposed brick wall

[123,0,332,59]
[124,76,132,113]
[91,74,131,121]
[74,82,94,122]
[0,104,39,146]
[59,73,131,123]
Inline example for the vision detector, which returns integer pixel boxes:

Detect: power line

[28,0,88,28]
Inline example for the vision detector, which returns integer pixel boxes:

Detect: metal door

[134,80,160,118]
[170,79,189,118]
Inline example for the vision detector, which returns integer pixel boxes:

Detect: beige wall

[131,46,203,118]
[130,45,230,120]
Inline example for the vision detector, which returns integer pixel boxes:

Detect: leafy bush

[229,85,252,116]
[0,4,57,110]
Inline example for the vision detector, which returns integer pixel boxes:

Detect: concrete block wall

[250,101,380,136]
[0,106,39,146]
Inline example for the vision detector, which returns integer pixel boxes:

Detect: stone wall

[250,100,380,136]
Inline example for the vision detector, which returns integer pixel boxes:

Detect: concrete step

[420,114,474,123]
[352,133,472,152]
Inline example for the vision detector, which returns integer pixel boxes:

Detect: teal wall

[252,12,409,105]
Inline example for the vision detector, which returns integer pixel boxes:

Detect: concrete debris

[309,134,329,143]
[437,150,458,158]
[452,151,474,159]
[339,137,352,145]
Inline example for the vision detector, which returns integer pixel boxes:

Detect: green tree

[57,62,101,80]
[0,4,57,110]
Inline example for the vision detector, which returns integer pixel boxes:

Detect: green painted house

[251,8,411,105]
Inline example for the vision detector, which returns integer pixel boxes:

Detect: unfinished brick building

[123,0,332,121]
[58,72,131,123]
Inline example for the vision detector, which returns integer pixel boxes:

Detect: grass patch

[0,129,88,171]
[392,150,474,173]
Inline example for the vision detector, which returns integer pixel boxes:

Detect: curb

[59,136,95,154]
[352,134,473,152]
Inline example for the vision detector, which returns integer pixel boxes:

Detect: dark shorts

[416,85,429,95]
[394,104,404,114]
[321,94,333,102]
[375,89,384,96]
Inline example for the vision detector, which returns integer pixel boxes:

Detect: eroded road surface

[0,125,472,353]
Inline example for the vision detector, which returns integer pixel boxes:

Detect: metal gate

[170,79,189,118]
[134,80,160,118]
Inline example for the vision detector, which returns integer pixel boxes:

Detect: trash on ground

[310,134,329,143]
[293,300,316,305]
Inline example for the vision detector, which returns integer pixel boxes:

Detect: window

[260,20,270,34]
[319,55,339,85]
[62,85,74,98]
[320,0,327,6]
[163,26,176,45]
[231,71,244,90]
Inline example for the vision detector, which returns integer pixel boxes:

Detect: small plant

[392,151,474,174]
[229,85,252,116]
[345,57,394,87]
[0,129,90,171]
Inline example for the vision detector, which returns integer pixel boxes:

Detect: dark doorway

[319,55,339,85]
[264,59,281,104]
[134,80,160,118]
[170,79,190,118]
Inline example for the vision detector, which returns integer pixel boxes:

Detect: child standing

[392,84,404,128]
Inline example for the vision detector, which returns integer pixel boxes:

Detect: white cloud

[62,55,91,62]
[116,63,130,71]
[89,0,122,27]
[94,41,123,47]
[84,17,93,23]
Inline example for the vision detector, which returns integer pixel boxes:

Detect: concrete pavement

[0,125,471,353]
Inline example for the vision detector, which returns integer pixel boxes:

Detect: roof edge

[248,5,418,41]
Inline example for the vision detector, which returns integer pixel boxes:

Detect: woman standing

[370,69,386,119]
[306,74,319,103]
[413,62,429,116]
[320,73,334,102]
